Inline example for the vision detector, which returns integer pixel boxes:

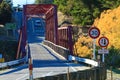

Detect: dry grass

[106,68,120,80]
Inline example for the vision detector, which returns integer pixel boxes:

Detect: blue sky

[13,0,35,7]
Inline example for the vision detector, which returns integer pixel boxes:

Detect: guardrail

[43,40,70,59]
[43,41,98,67]
[34,67,106,80]
[0,57,26,69]
[68,55,99,67]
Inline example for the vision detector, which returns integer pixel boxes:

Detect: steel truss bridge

[0,4,106,80]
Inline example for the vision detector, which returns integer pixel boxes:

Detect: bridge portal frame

[16,4,58,59]
[23,4,58,44]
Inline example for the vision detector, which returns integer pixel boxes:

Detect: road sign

[5,23,16,29]
[88,27,100,60]
[98,36,109,47]
[0,54,2,58]
[88,27,100,39]
[98,49,109,54]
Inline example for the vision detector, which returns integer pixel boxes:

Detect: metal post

[29,58,33,80]
[16,30,22,59]
[93,39,96,60]
[102,48,105,62]
[102,54,105,62]
[67,67,70,80]
[110,66,113,80]
[25,42,28,63]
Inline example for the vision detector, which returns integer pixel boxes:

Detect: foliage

[0,40,17,61]
[54,0,120,26]
[74,35,92,58]
[0,27,6,35]
[74,6,120,67]
[94,6,120,49]
[0,1,12,24]
[93,6,120,67]
[35,0,53,4]
[105,47,120,67]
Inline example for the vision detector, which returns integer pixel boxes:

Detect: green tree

[54,0,120,26]
[0,1,12,24]
[0,0,3,3]
[35,0,53,4]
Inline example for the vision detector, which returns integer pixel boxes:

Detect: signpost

[88,27,100,60]
[98,36,109,62]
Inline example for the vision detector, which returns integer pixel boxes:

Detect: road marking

[66,63,77,72]
[16,74,28,80]
[46,71,53,76]
[40,43,78,72]
[40,43,66,60]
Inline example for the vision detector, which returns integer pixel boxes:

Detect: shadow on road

[32,59,82,68]
[0,64,28,76]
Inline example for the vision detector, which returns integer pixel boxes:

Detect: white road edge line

[46,71,53,76]
[40,43,66,60]
[16,74,28,80]
[41,43,78,72]
[66,63,77,72]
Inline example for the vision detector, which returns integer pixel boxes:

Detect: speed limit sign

[98,36,109,47]
[88,27,100,39]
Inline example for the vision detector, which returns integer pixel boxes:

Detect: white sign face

[98,49,109,54]
[88,27,100,39]
[98,37,109,47]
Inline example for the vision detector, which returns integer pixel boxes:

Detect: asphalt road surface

[0,31,90,80]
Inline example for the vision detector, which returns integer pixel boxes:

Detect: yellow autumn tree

[74,6,120,58]
[94,6,120,49]
[74,35,93,58]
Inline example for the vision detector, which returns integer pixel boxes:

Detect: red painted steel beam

[24,4,54,15]
[58,26,73,55]
[22,4,59,44]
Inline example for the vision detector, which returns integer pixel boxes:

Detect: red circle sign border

[98,36,109,47]
[88,27,100,39]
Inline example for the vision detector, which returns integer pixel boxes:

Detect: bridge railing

[58,26,73,54]
[68,55,99,67]
[34,66,106,80]
[43,40,70,59]
[0,57,26,69]
[43,26,73,59]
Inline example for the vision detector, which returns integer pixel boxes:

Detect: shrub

[0,40,17,61]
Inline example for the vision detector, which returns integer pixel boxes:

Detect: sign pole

[102,48,105,62]
[102,53,105,62]
[93,39,96,60]
[88,26,100,60]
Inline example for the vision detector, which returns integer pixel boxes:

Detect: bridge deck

[0,33,90,80]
